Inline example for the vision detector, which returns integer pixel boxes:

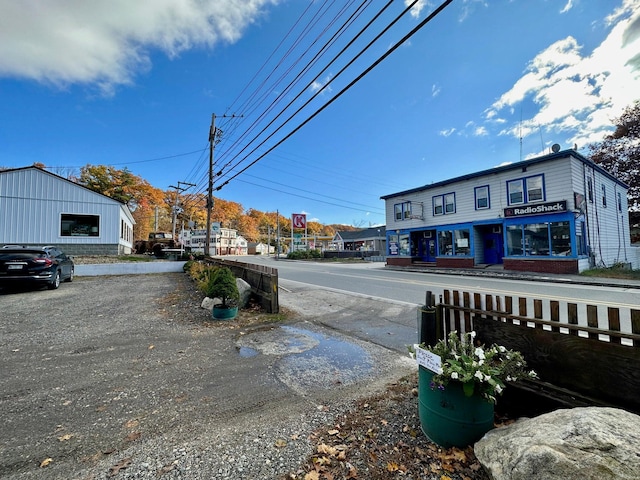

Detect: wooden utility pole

[205,114,219,256]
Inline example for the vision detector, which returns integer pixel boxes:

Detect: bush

[287,249,322,260]
[204,267,240,307]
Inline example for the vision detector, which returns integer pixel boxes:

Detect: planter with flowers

[412,330,537,448]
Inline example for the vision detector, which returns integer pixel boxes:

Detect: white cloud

[311,74,334,95]
[431,84,441,97]
[560,0,574,14]
[484,1,640,149]
[0,0,278,94]
[439,128,456,137]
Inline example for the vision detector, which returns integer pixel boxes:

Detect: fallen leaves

[108,457,132,476]
[286,373,490,480]
[39,458,53,468]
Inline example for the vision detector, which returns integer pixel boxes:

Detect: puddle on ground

[237,325,374,389]
[237,346,258,357]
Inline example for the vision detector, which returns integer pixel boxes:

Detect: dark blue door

[420,237,436,262]
[484,233,503,264]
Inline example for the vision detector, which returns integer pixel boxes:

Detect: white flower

[474,371,484,380]
[495,384,503,394]
[478,359,484,366]
[470,331,476,338]
[498,346,506,353]
[474,347,485,360]
[451,372,459,380]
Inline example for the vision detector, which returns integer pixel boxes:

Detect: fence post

[417,290,438,346]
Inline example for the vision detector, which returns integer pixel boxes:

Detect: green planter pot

[212,306,238,320]
[418,366,494,448]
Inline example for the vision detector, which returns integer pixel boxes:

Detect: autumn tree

[78,165,166,241]
[589,101,640,220]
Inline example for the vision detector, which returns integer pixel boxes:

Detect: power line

[217,0,453,190]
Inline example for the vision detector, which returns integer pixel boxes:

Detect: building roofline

[380,149,629,200]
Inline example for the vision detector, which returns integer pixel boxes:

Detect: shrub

[205,267,240,308]
[287,249,322,260]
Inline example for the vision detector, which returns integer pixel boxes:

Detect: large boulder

[475,407,640,480]
[236,277,251,308]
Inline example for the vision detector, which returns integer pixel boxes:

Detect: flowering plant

[421,331,537,403]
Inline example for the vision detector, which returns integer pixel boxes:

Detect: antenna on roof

[519,106,523,162]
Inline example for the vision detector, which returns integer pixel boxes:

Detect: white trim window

[394,201,412,221]
[507,174,544,205]
[433,196,443,216]
[474,185,490,210]
[433,193,455,215]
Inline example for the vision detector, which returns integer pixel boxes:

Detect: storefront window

[507,221,574,257]
[398,234,410,256]
[454,229,470,255]
[438,230,453,255]
[550,221,571,255]
[524,223,548,256]
[506,225,523,256]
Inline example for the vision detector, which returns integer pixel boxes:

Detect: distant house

[332,227,386,252]
[179,227,247,255]
[0,166,135,255]
[248,242,274,255]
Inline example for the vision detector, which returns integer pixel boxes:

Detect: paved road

[244,256,640,309]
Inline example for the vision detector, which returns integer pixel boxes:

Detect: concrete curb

[75,261,187,276]
[384,265,640,290]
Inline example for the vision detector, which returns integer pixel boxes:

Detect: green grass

[580,265,640,280]
[116,255,154,262]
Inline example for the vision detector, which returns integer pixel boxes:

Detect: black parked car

[0,245,74,290]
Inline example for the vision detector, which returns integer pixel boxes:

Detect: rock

[237,278,251,308]
[201,297,217,310]
[474,407,640,480]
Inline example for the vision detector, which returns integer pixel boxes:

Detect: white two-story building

[381,149,637,274]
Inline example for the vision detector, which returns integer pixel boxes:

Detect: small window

[394,201,411,221]
[433,194,454,215]
[526,175,543,202]
[617,192,622,212]
[602,184,607,207]
[508,179,524,205]
[444,193,456,214]
[587,177,593,203]
[60,214,99,237]
[475,186,490,210]
[433,196,443,216]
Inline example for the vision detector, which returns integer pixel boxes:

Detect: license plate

[7,264,23,270]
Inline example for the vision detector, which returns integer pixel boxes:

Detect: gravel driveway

[0,273,414,479]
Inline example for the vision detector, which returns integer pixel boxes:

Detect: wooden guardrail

[433,289,640,414]
[204,258,278,314]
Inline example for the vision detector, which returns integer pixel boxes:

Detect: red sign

[292,213,306,229]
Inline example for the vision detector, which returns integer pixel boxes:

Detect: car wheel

[48,270,61,290]
[65,266,74,282]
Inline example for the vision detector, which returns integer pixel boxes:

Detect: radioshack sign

[504,200,567,218]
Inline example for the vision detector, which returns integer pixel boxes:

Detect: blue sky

[1,0,639,227]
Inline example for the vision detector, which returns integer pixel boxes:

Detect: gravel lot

[0,272,426,479]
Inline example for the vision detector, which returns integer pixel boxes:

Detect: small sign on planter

[415,345,442,374]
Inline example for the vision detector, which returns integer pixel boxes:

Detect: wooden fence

[433,289,640,414]
[204,258,279,313]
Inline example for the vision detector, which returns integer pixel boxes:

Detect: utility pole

[205,114,220,256]
[169,181,196,242]
[204,113,242,256]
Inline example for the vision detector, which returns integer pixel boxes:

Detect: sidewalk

[384,263,640,290]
